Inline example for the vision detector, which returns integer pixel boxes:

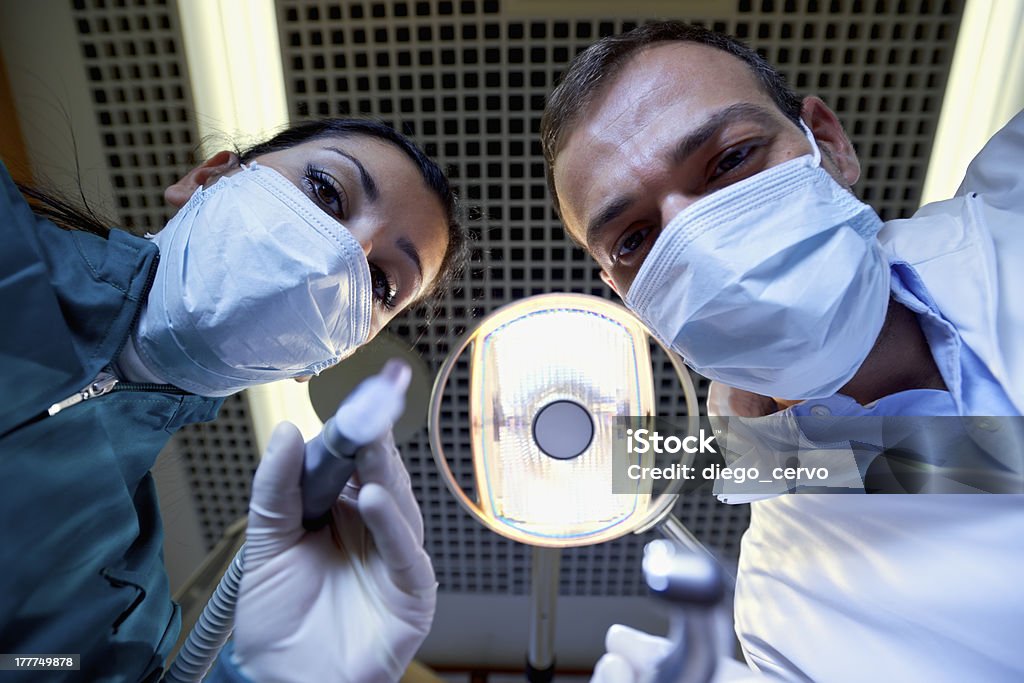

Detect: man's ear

[164,150,239,208]
[599,269,619,295]
[800,96,860,187]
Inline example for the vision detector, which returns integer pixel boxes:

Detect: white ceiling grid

[71,0,198,233]
[66,0,965,596]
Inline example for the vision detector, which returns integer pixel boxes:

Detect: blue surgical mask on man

[625,123,891,400]
[133,163,373,397]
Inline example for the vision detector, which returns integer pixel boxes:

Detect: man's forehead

[554,42,777,239]
[580,42,770,139]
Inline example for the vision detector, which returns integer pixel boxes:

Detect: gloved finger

[592,653,636,683]
[357,482,435,594]
[605,624,674,674]
[249,421,305,521]
[246,421,306,561]
[355,430,404,488]
[356,431,424,544]
[333,436,399,504]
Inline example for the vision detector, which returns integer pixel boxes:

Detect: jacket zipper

[47,372,189,417]
[2,371,189,439]
[2,252,186,438]
[47,252,181,417]
[47,372,121,416]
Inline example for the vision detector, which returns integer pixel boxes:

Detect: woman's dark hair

[541,21,804,219]
[17,178,113,239]
[20,117,467,302]
[238,118,466,301]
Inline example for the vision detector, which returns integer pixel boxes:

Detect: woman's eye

[303,166,346,217]
[615,225,654,261]
[711,145,754,181]
[370,264,399,310]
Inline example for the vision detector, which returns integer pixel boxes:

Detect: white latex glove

[233,421,436,683]
[591,624,767,683]
[592,625,674,683]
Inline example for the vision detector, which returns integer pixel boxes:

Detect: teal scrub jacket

[0,163,251,681]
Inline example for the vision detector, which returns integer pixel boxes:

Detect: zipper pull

[48,373,119,416]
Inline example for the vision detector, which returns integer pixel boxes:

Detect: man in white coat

[540,21,1024,682]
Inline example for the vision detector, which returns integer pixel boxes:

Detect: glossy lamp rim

[427,292,700,547]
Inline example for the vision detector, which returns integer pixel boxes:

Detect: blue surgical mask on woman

[133,163,373,397]
[625,123,891,400]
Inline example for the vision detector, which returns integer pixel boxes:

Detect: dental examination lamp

[428,293,725,683]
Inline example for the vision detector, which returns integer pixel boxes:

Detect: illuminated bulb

[469,298,656,544]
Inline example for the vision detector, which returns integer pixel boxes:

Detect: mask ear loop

[798,120,823,167]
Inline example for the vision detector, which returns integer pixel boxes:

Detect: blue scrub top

[0,163,227,681]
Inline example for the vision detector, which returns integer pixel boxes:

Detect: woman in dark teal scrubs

[0,119,464,682]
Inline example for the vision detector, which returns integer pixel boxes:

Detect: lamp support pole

[526,546,560,682]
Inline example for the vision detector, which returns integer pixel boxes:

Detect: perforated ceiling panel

[71,0,198,234]
[63,0,966,596]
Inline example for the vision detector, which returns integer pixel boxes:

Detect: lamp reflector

[468,295,656,545]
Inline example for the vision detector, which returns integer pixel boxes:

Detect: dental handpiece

[301,359,411,530]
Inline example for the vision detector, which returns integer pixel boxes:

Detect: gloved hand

[591,624,674,683]
[590,624,766,683]
[232,420,436,683]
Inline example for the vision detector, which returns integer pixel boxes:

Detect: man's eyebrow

[396,236,423,285]
[585,195,636,250]
[326,146,379,202]
[583,103,782,249]
[667,102,781,166]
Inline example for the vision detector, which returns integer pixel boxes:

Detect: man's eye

[370,264,398,310]
[711,145,754,181]
[615,225,654,261]
[303,165,346,217]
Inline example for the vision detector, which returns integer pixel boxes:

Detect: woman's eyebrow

[397,235,423,285]
[325,146,379,202]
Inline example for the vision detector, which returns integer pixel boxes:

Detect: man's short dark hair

[541,21,804,219]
